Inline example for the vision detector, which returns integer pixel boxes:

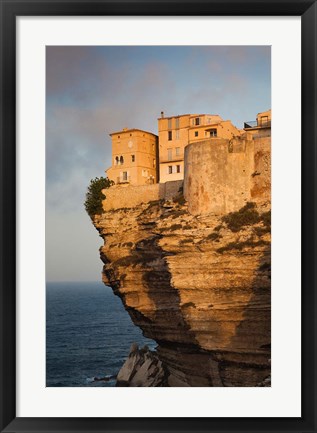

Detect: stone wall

[102,136,270,215]
[251,136,271,201]
[102,180,183,211]
[183,137,255,215]
[164,179,183,200]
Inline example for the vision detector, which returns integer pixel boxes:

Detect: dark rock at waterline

[116,343,168,387]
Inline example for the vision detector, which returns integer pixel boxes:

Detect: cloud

[46,45,271,280]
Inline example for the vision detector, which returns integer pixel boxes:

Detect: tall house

[106,128,158,186]
[244,109,271,136]
[158,112,242,183]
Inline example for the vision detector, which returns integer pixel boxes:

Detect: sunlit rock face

[93,196,271,387]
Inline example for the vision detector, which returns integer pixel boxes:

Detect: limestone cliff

[93,194,271,387]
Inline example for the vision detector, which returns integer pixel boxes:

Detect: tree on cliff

[84,176,114,217]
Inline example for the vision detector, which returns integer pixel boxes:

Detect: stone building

[158,112,242,183]
[106,128,158,186]
[105,110,270,188]
[103,109,271,215]
[244,109,271,137]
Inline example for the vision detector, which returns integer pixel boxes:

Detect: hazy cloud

[46,45,271,280]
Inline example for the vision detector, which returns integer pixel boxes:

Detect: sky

[46,45,271,282]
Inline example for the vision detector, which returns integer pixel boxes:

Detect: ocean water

[46,281,156,387]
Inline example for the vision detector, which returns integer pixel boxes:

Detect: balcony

[244,120,271,129]
[116,176,130,184]
[159,157,184,164]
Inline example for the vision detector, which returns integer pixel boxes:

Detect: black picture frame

[0,1,316,432]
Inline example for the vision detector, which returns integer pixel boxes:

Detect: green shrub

[214,224,223,232]
[171,209,187,219]
[84,176,114,217]
[222,202,260,232]
[173,194,186,206]
[261,210,271,229]
[217,238,270,254]
[259,262,271,271]
[179,238,193,245]
[147,199,163,208]
[206,232,222,242]
[183,224,193,230]
[169,224,182,231]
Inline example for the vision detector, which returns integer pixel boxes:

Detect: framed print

[0,1,316,432]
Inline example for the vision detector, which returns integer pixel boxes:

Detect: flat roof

[109,128,158,137]
[157,113,192,120]
[189,114,221,118]
[157,113,221,120]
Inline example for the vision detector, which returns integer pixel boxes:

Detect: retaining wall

[102,180,183,211]
[183,138,255,215]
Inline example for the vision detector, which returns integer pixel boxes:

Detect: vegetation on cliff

[222,201,271,233]
[84,176,114,217]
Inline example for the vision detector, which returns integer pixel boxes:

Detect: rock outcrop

[93,194,271,387]
[116,344,168,387]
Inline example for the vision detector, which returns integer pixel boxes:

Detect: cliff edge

[93,193,271,386]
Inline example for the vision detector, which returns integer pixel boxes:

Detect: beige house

[106,128,158,186]
[158,112,242,183]
[244,109,271,136]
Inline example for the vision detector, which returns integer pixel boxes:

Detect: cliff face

[93,195,271,387]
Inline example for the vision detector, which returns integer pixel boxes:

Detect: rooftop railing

[244,120,271,129]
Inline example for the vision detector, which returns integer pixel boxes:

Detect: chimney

[161,111,164,118]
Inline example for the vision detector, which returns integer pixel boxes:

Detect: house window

[115,156,119,165]
[130,133,132,136]
[122,172,128,181]
[176,165,181,173]
[168,166,173,174]
[175,147,180,156]
[120,156,124,164]
[168,118,172,129]
[118,135,120,138]
[168,131,172,141]
[209,129,217,137]
[195,117,200,125]
[195,131,199,137]
[175,118,180,128]
[131,155,135,162]
[175,130,180,140]
[167,148,172,160]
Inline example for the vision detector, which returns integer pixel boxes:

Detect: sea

[46,281,156,387]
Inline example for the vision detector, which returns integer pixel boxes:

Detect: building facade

[158,112,242,183]
[244,109,271,137]
[106,128,158,186]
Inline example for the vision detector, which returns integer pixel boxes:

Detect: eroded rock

[94,198,271,387]
[116,344,168,387]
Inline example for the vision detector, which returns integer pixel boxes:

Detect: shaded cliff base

[116,344,271,387]
[116,343,168,387]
